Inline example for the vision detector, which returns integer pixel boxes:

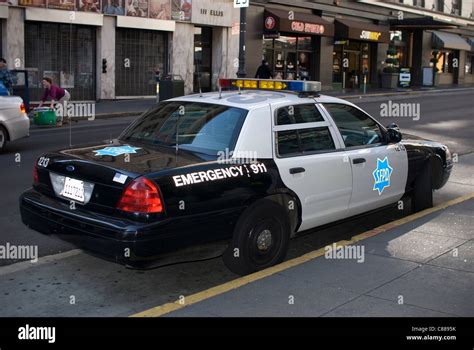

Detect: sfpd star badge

[373,157,393,195]
[93,145,141,157]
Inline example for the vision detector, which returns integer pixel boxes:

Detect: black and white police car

[20,79,453,275]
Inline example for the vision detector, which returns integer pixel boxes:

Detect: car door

[321,103,408,215]
[271,102,353,232]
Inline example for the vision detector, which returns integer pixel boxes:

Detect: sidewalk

[158,197,474,317]
[92,84,474,119]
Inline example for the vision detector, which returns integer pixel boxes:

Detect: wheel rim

[256,229,273,251]
[0,130,4,148]
[247,218,282,266]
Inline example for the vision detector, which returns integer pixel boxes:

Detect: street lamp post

[237,7,247,78]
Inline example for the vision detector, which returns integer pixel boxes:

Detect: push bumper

[20,189,238,268]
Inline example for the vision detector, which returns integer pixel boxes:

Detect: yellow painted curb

[131,192,474,318]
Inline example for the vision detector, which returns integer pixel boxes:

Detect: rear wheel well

[0,124,10,141]
[261,193,301,236]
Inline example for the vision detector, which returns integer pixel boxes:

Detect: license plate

[61,177,85,203]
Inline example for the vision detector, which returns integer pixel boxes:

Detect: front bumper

[20,189,238,268]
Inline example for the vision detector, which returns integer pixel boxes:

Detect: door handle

[290,167,306,174]
[352,158,366,164]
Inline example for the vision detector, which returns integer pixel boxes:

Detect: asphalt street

[0,89,472,316]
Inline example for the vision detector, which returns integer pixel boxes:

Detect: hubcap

[0,131,4,147]
[256,229,273,251]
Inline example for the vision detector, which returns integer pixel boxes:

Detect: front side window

[277,127,335,157]
[324,103,384,148]
[120,102,248,156]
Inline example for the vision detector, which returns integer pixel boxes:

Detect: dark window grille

[115,28,167,97]
[25,22,97,101]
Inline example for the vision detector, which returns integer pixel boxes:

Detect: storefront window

[466,54,474,74]
[434,50,455,73]
[262,36,313,81]
[25,22,97,101]
[297,37,312,51]
[115,28,167,97]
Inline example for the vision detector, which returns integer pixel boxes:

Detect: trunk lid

[35,139,209,214]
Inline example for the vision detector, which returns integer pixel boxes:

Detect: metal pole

[237,7,247,78]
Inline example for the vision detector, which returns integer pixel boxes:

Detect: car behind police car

[0,96,30,152]
[20,79,452,275]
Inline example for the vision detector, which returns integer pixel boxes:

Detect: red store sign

[290,21,325,34]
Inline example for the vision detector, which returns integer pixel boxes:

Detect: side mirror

[386,122,400,131]
[386,127,402,144]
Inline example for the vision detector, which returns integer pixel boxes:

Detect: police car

[20,79,453,275]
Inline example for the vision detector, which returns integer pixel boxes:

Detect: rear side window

[120,101,248,156]
[277,127,335,157]
[276,104,324,125]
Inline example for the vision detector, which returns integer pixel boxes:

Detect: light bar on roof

[219,78,321,93]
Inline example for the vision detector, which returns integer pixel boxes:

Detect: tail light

[117,177,163,214]
[20,103,26,114]
[33,162,39,185]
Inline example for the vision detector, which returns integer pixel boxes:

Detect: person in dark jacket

[255,60,273,79]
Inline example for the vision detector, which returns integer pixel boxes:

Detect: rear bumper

[7,113,30,141]
[20,189,239,268]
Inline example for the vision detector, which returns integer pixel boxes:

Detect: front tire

[223,200,291,276]
[0,126,7,152]
[412,161,433,212]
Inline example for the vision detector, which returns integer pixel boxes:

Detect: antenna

[218,85,222,99]
[238,86,241,95]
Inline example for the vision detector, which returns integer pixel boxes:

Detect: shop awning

[263,8,334,37]
[335,19,390,43]
[389,16,457,30]
[467,37,474,52]
[432,31,471,51]
[0,5,8,19]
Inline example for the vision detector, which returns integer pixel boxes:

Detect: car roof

[167,90,355,111]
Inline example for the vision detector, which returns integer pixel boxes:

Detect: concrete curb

[90,87,474,120]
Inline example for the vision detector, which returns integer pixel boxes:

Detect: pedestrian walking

[255,60,273,79]
[38,77,71,126]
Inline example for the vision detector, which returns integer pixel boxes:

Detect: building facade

[246,0,474,90]
[2,0,473,101]
[0,0,239,101]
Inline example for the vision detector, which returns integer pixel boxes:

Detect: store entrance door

[345,50,361,88]
[194,27,212,93]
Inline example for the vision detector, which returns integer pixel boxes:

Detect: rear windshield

[119,101,248,156]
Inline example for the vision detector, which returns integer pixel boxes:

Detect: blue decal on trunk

[94,146,141,157]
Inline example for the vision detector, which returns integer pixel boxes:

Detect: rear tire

[223,200,291,276]
[412,161,433,212]
[0,126,7,152]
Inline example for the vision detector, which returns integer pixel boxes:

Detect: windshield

[119,101,248,156]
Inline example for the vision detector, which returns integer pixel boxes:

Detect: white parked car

[0,96,30,151]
